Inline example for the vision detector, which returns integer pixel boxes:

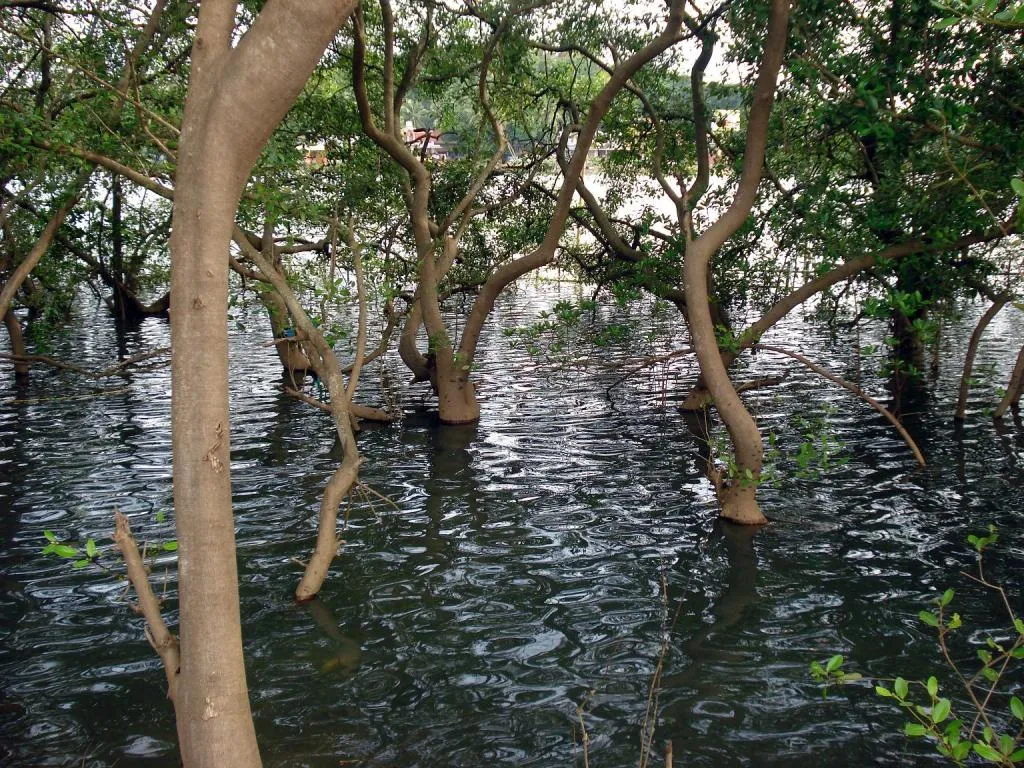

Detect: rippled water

[1,284,1022,767]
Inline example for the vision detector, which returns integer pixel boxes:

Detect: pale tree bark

[169,2,355,765]
[232,223,367,601]
[681,0,791,524]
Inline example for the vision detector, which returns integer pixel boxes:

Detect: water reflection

[0,291,1021,767]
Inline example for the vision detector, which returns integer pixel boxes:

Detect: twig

[356,481,401,511]
[284,386,331,412]
[753,344,926,467]
[575,689,595,768]
[111,510,179,700]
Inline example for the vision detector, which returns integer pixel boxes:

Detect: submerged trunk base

[436,374,480,425]
[717,483,768,525]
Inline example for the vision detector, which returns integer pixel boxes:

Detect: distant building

[402,121,448,160]
[301,142,329,167]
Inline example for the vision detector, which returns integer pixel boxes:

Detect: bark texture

[169,2,355,765]
[681,0,791,524]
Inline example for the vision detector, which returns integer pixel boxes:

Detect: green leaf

[933,16,960,29]
[975,742,1003,762]
[826,654,843,673]
[1011,696,1024,721]
[939,588,954,607]
[839,672,862,684]
[920,610,939,627]
[53,544,78,558]
[927,676,938,697]
[43,530,57,543]
[982,667,999,683]
[155,511,166,523]
[1001,735,1016,756]
[1013,177,1024,198]
[905,722,928,737]
[85,539,97,559]
[1014,618,1024,636]
[876,685,893,697]
[1009,747,1024,762]
[932,698,951,724]
[161,540,178,552]
[73,559,90,569]
[895,677,909,699]
[953,742,971,761]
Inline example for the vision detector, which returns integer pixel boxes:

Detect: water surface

[1,285,1022,766]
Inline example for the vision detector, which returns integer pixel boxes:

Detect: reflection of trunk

[994,342,1024,420]
[3,310,29,381]
[955,300,1006,420]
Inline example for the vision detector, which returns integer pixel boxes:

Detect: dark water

[1,284,1022,767]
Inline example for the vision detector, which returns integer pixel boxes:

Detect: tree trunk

[678,0,791,525]
[684,239,768,525]
[258,281,312,380]
[170,69,263,768]
[169,2,355,764]
[955,299,1006,420]
[433,353,479,424]
[3,310,30,381]
[232,223,366,602]
[994,342,1024,420]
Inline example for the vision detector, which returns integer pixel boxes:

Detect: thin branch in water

[753,344,926,467]
[111,509,179,700]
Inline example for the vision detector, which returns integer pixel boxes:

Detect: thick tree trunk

[433,354,479,424]
[170,91,262,768]
[169,2,355,764]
